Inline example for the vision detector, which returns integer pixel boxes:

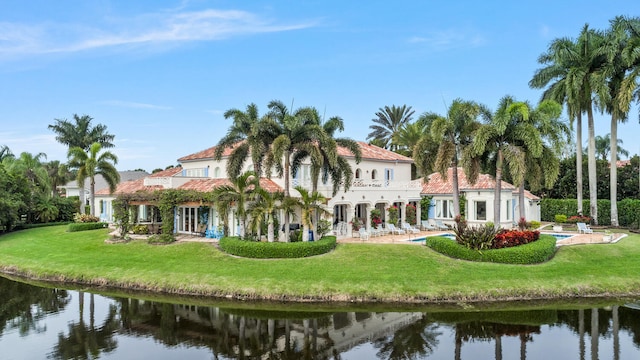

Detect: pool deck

[171,227,627,246]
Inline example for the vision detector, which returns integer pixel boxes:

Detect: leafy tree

[68,142,120,217]
[367,105,415,150]
[211,171,260,239]
[0,145,14,162]
[0,164,27,232]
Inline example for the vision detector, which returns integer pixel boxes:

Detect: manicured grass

[0,225,639,303]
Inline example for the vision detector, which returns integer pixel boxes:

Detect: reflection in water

[1,275,640,359]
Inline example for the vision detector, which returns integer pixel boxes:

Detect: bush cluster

[452,216,498,250]
[73,213,100,223]
[493,230,540,249]
[219,236,337,259]
[68,222,108,232]
[132,224,149,235]
[425,234,556,264]
[566,215,592,224]
[147,234,175,244]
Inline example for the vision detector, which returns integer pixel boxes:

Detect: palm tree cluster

[530,16,640,226]
[214,99,361,241]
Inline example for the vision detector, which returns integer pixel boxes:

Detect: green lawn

[1,225,639,303]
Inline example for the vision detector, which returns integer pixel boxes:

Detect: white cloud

[0,8,316,58]
[407,29,486,50]
[100,100,172,110]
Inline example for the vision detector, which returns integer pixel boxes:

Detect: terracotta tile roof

[178,178,283,193]
[149,166,183,177]
[518,189,540,201]
[420,167,516,195]
[177,141,412,163]
[616,160,630,168]
[177,142,242,162]
[338,141,413,163]
[95,178,162,196]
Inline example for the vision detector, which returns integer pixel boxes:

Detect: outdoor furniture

[358,227,370,241]
[387,223,405,235]
[434,219,449,230]
[371,225,383,237]
[577,222,593,234]
[402,222,420,234]
[205,228,221,239]
[421,220,435,231]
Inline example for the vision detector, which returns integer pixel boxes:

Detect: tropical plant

[367,105,415,150]
[405,203,417,225]
[263,100,326,239]
[211,171,260,239]
[215,103,271,178]
[416,99,487,217]
[370,208,382,227]
[472,96,542,226]
[291,186,329,241]
[0,145,14,162]
[248,187,283,242]
[387,206,399,227]
[67,142,120,217]
[44,160,72,197]
[593,134,629,161]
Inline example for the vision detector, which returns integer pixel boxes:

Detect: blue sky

[1,0,639,172]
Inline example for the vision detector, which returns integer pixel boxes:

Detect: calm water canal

[1,275,639,359]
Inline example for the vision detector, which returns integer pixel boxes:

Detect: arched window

[371,169,377,180]
[355,168,362,179]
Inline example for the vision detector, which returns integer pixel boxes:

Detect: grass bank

[0,225,639,303]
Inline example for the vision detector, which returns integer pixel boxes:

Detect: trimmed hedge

[67,222,108,232]
[219,236,337,259]
[425,234,557,264]
[12,222,72,231]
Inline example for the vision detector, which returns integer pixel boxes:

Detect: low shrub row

[425,234,557,264]
[147,234,175,244]
[12,222,72,230]
[219,236,337,259]
[67,222,108,232]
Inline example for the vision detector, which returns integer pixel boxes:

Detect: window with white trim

[435,199,454,219]
[475,201,486,221]
[185,168,205,177]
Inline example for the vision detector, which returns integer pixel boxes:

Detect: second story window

[355,168,362,179]
[185,168,205,177]
[371,169,377,180]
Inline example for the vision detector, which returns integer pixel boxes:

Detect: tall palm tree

[263,100,326,240]
[211,171,260,239]
[7,152,50,194]
[519,100,569,220]
[529,26,608,222]
[49,114,115,213]
[594,134,629,161]
[49,114,115,150]
[473,96,543,226]
[215,103,271,178]
[419,99,487,217]
[68,142,120,217]
[248,188,284,242]
[605,16,640,226]
[292,186,329,242]
[367,105,415,151]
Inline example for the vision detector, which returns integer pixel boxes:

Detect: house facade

[96,142,423,239]
[421,167,540,228]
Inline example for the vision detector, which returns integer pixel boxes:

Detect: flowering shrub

[370,209,382,227]
[349,217,361,230]
[405,204,417,225]
[73,213,100,223]
[566,215,591,224]
[493,229,540,249]
[452,215,498,250]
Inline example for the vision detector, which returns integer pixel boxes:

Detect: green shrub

[132,224,149,235]
[554,214,567,223]
[316,219,332,239]
[452,216,498,250]
[68,222,108,232]
[148,234,175,244]
[219,236,337,259]
[529,220,541,229]
[13,222,71,230]
[425,234,557,264]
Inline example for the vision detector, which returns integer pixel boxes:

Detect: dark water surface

[1,275,639,359]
